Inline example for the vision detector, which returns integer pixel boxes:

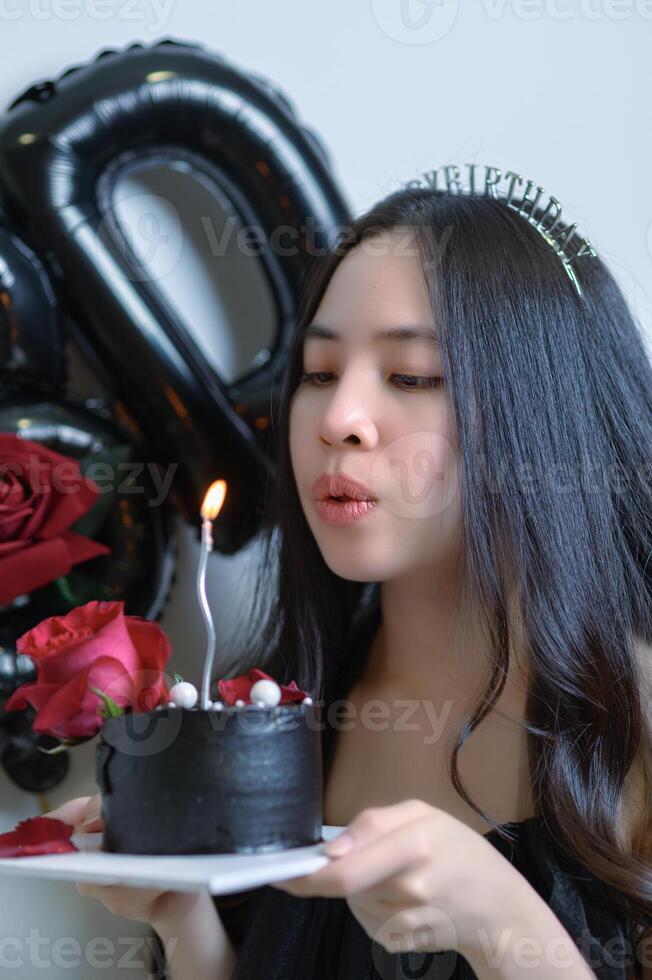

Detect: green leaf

[173,672,184,685]
[52,576,78,605]
[89,685,125,719]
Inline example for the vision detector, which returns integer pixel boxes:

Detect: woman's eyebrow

[303,324,440,348]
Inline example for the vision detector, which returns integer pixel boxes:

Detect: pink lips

[312,472,377,503]
[315,498,377,526]
[312,472,378,526]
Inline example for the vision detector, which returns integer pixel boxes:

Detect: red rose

[218,668,309,705]
[0,816,77,857]
[4,600,171,740]
[0,433,111,605]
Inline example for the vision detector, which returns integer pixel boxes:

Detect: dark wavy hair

[217,186,652,937]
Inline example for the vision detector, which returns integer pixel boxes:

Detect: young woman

[57,177,651,979]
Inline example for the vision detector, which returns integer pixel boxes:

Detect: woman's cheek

[288,400,313,494]
[370,429,459,523]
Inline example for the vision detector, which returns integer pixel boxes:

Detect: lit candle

[198,479,227,710]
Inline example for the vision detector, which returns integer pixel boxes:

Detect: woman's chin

[318,545,387,583]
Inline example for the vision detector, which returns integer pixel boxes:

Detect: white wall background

[0,2,650,977]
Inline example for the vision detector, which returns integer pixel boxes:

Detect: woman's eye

[300,372,333,386]
[392,374,441,390]
[300,372,441,390]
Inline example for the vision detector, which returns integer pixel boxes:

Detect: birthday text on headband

[401,164,597,291]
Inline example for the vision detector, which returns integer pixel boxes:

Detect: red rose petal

[0,816,77,857]
[0,433,111,606]
[33,656,134,740]
[0,537,73,605]
[218,668,310,705]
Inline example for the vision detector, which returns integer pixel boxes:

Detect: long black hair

[217,185,652,932]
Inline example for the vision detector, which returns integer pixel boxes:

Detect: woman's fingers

[73,881,188,926]
[43,796,94,828]
[43,793,102,832]
[79,793,102,831]
[76,880,108,897]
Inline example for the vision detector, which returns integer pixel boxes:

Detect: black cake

[95,700,323,855]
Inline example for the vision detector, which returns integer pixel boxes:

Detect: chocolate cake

[95,699,323,855]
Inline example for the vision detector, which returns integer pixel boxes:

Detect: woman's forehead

[303,322,440,351]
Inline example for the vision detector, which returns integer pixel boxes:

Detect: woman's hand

[43,795,203,930]
[44,793,102,834]
[271,798,536,959]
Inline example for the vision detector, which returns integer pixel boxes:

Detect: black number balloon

[0,225,65,395]
[0,38,352,553]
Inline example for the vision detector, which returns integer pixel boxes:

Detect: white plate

[0,826,345,895]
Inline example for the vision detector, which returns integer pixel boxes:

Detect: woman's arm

[460,882,598,979]
[152,889,237,980]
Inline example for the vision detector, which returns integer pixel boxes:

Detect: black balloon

[0,591,71,792]
[0,38,352,552]
[0,703,70,793]
[0,225,65,393]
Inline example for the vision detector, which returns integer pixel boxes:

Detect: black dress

[216,586,647,980]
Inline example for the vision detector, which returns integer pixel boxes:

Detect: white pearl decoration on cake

[302,696,313,705]
[235,698,245,707]
[169,681,198,709]
[249,678,281,707]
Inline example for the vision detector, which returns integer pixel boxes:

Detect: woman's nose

[317,377,379,448]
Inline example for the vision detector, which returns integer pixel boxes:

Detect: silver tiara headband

[402,164,598,298]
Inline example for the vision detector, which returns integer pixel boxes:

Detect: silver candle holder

[197,480,227,711]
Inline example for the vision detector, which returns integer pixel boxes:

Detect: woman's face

[289,228,462,584]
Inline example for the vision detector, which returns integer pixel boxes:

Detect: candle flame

[201,480,227,521]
